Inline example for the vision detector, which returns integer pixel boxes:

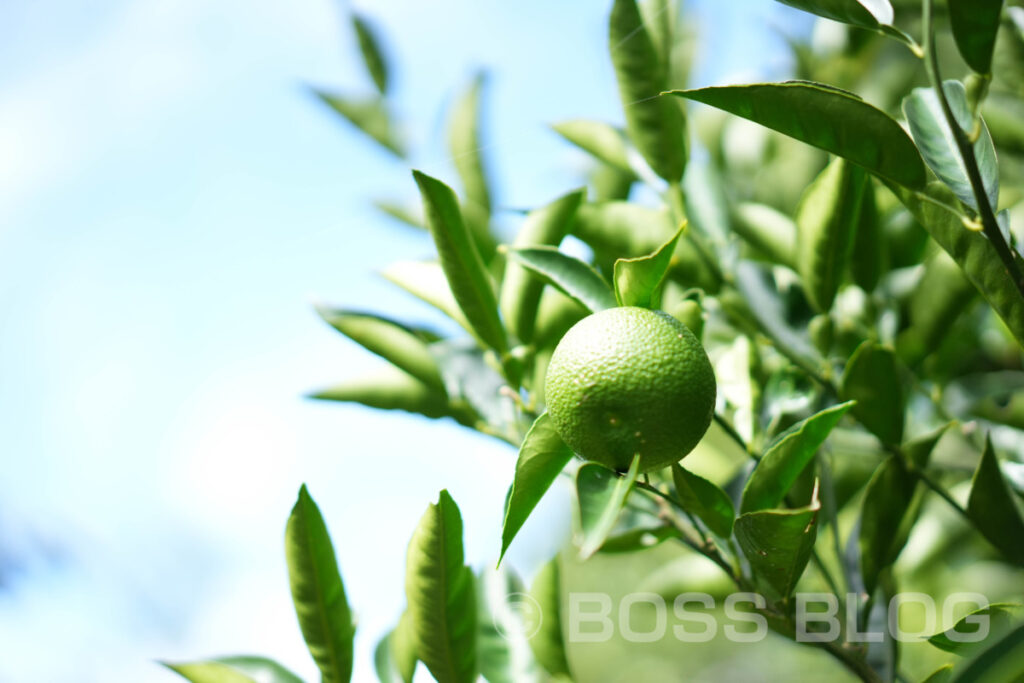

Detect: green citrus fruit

[544,306,716,472]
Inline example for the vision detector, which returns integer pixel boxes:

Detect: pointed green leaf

[928,603,1021,655]
[374,611,418,683]
[413,171,508,354]
[373,199,424,231]
[575,456,641,559]
[528,557,571,678]
[741,402,853,513]
[448,73,495,258]
[380,260,473,336]
[921,665,954,683]
[613,222,685,308]
[499,413,574,565]
[163,662,257,683]
[735,488,821,598]
[352,13,390,94]
[314,91,403,157]
[503,246,617,314]
[774,0,892,29]
[163,657,303,683]
[405,490,477,683]
[948,0,1004,75]
[967,437,1024,565]
[609,0,686,182]
[551,119,634,174]
[859,455,916,596]
[731,202,797,268]
[903,81,999,212]
[285,485,355,683]
[850,180,884,292]
[672,464,735,537]
[670,82,926,188]
[499,189,586,343]
[841,341,904,445]
[796,157,867,312]
[950,621,1024,682]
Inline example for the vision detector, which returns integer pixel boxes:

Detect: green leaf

[163,657,304,683]
[163,662,256,683]
[432,339,516,434]
[735,487,821,598]
[285,485,355,683]
[499,413,575,565]
[598,525,677,553]
[590,162,635,202]
[903,81,999,212]
[503,246,617,314]
[670,82,926,188]
[405,490,477,683]
[448,73,495,258]
[796,157,867,312]
[731,202,797,268]
[351,13,390,94]
[314,91,403,157]
[840,341,904,445]
[887,182,1024,348]
[773,0,893,30]
[967,437,1024,565]
[608,0,686,182]
[575,456,641,559]
[950,621,1024,683]
[948,0,1004,75]
[740,402,853,514]
[499,189,586,343]
[528,557,571,678]
[928,603,1022,655]
[317,308,445,392]
[551,120,634,174]
[672,464,735,537]
[613,222,685,308]
[373,199,424,231]
[920,664,953,683]
[850,180,884,292]
[380,260,473,336]
[897,249,975,365]
[859,455,915,596]
[373,612,418,683]
[413,171,508,354]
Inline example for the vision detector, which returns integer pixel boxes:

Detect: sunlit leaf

[950,621,1024,682]
[613,222,685,308]
[551,120,633,174]
[504,246,617,314]
[672,464,735,537]
[314,90,403,157]
[448,73,496,259]
[163,657,304,683]
[773,0,893,29]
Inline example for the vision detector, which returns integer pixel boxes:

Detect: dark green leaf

[928,603,1021,654]
[432,339,516,434]
[672,464,735,537]
[609,0,686,182]
[314,91,403,156]
[948,0,1004,74]
[499,413,574,565]
[735,489,821,598]
[551,120,633,174]
[741,402,853,513]
[576,456,641,559]
[503,246,617,314]
[840,341,904,445]
[352,13,390,94]
[413,171,508,354]
[773,0,893,30]
[967,437,1024,565]
[950,621,1024,682]
[670,82,926,188]
[850,180,884,292]
[528,557,571,678]
[859,455,915,596]
[285,485,355,683]
[405,490,477,683]
[448,73,495,258]
[613,223,685,307]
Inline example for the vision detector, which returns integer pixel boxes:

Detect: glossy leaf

[670,82,926,188]
[735,489,821,598]
[285,485,355,683]
[741,402,853,513]
[499,189,585,343]
[405,490,477,683]
[967,437,1024,565]
[903,81,999,212]
[859,455,915,596]
[840,341,904,445]
[499,413,574,565]
[504,246,617,314]
[796,157,866,312]
[773,0,893,29]
[928,603,1021,654]
[948,0,1004,75]
[551,119,633,173]
[528,558,571,678]
[672,464,735,537]
[950,621,1024,682]
[575,456,641,559]
[352,13,390,94]
[448,73,495,258]
[609,0,686,182]
[164,657,303,683]
[414,171,508,354]
[380,260,473,336]
[613,222,685,308]
[731,202,797,268]
[314,91,403,156]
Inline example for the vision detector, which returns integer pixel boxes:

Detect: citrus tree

[165,1,1024,681]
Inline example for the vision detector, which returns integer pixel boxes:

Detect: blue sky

[0,1,803,680]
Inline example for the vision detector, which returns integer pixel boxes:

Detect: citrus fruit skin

[544,306,716,473]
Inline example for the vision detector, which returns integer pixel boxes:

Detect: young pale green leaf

[380,261,473,336]
[574,201,674,255]
[351,13,390,94]
[608,0,686,182]
[414,171,508,354]
[670,82,926,188]
[448,73,495,259]
[850,180,884,292]
[499,413,575,565]
[163,657,304,683]
[859,455,915,597]
[773,0,892,29]
[903,81,1000,212]
[928,603,1021,655]
[888,182,1024,348]
[317,308,445,392]
[162,662,256,683]
[967,437,1024,566]
[503,246,617,314]
[285,485,355,683]
[840,341,904,446]
[373,199,425,231]
[499,189,586,343]
[314,91,403,157]
[948,0,1004,75]
[672,464,735,537]
[372,611,418,683]
[735,489,821,598]
[950,621,1024,683]
[374,630,413,683]
[796,157,867,312]
[731,202,797,268]
[551,120,634,174]
[575,456,641,559]
[740,401,853,514]
[533,288,589,351]
[405,490,477,683]
[528,557,572,678]
[613,222,685,308]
